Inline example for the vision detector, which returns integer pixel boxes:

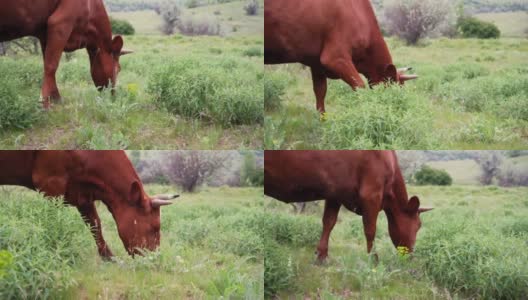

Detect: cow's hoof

[319,112,328,122]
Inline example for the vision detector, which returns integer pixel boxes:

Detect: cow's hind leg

[76,202,114,260]
[310,67,328,113]
[320,42,365,92]
[40,8,75,108]
[316,200,341,263]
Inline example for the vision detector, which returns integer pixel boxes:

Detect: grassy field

[265,38,528,150]
[0,1,263,149]
[475,11,528,38]
[263,185,528,299]
[111,0,264,36]
[428,155,528,185]
[0,186,264,299]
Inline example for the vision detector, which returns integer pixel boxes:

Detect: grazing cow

[264,150,432,262]
[0,0,132,109]
[0,151,178,259]
[264,0,418,112]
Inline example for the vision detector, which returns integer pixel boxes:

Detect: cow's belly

[265,182,325,203]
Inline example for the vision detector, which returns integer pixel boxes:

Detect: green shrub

[110,18,135,35]
[0,195,92,299]
[414,165,453,186]
[148,56,263,126]
[321,85,436,149]
[457,17,500,39]
[0,58,41,130]
[240,152,264,187]
[418,217,528,299]
[264,239,295,297]
[264,71,288,111]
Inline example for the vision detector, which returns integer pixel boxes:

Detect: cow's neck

[382,165,410,220]
[66,0,113,52]
[357,34,394,84]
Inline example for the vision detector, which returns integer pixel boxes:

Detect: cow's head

[88,36,133,92]
[387,196,432,253]
[378,64,418,85]
[113,181,178,256]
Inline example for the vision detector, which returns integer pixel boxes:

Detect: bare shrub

[244,0,259,16]
[383,0,454,44]
[156,1,182,35]
[474,151,504,185]
[396,150,426,182]
[176,16,222,36]
[497,164,528,187]
[163,151,232,192]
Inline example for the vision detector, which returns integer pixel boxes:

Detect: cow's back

[0,0,62,40]
[264,151,395,204]
[264,0,380,65]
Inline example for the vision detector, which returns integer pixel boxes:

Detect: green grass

[0,186,264,299]
[263,185,528,299]
[265,38,528,150]
[475,11,528,38]
[0,34,263,149]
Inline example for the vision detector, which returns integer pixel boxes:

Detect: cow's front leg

[316,200,341,263]
[320,42,365,92]
[310,67,328,113]
[40,16,74,109]
[76,202,114,260]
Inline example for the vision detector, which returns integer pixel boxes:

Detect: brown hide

[264,0,417,112]
[0,151,176,259]
[0,0,128,109]
[264,150,432,261]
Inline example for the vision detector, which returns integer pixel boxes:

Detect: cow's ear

[129,181,143,206]
[384,64,398,81]
[407,196,420,213]
[111,36,124,55]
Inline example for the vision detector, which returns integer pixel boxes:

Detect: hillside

[110,0,263,36]
[475,11,528,37]
[372,0,528,13]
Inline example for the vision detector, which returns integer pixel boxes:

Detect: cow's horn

[398,67,412,73]
[418,207,433,213]
[400,74,418,81]
[151,199,174,208]
[153,194,180,200]
[120,49,134,56]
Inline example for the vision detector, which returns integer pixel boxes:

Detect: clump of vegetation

[0,195,92,299]
[244,0,259,16]
[415,165,453,186]
[321,85,436,149]
[157,1,182,35]
[148,56,263,126]
[264,71,288,111]
[0,59,41,130]
[457,17,501,39]
[110,18,135,35]
[264,238,295,297]
[177,16,222,36]
[240,151,264,187]
[418,215,528,299]
[383,0,455,44]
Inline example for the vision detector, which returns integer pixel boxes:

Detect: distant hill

[372,0,528,14]
[104,0,243,12]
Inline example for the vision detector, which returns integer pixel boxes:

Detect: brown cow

[264,150,432,262]
[0,0,132,109]
[0,151,177,259]
[264,0,418,112]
